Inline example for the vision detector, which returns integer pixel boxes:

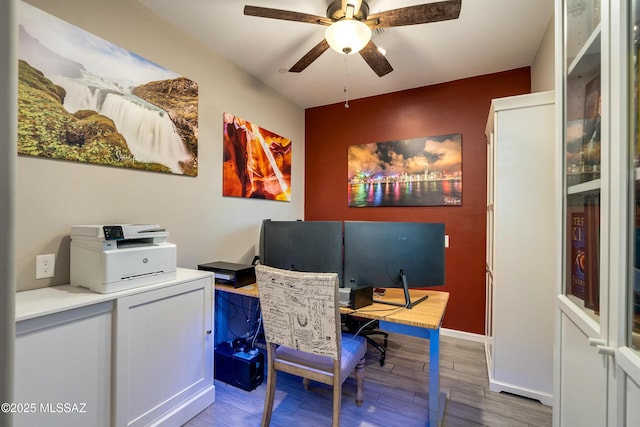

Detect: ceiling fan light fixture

[325,19,371,55]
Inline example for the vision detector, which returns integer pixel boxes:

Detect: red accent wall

[304,68,531,334]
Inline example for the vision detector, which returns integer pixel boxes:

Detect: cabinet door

[15,302,113,427]
[562,0,603,319]
[619,0,640,424]
[114,277,213,427]
[557,0,640,425]
[485,124,495,347]
[557,0,607,424]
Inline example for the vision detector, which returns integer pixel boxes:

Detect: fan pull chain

[343,56,350,109]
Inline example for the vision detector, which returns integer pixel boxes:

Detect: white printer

[70,224,176,293]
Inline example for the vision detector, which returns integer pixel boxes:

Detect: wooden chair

[255,264,367,427]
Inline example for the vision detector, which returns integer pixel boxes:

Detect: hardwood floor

[185,333,552,427]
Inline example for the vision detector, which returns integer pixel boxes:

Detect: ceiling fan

[244,0,462,77]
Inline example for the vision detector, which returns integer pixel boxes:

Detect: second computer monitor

[343,220,446,290]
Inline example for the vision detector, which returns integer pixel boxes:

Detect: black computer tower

[214,341,264,391]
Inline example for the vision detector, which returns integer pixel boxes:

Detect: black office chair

[343,315,388,366]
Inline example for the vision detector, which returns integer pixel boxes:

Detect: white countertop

[15,267,213,322]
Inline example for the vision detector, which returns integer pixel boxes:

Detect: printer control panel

[103,225,124,240]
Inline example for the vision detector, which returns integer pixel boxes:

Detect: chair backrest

[255,264,341,360]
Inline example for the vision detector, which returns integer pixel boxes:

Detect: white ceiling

[138,0,554,109]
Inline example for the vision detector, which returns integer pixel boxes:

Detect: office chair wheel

[363,336,386,366]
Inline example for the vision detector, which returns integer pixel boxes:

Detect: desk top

[215,282,260,297]
[215,283,449,331]
[341,289,449,330]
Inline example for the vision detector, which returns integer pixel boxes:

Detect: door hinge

[589,338,616,356]
[596,345,616,357]
[588,338,605,347]
[588,338,615,356]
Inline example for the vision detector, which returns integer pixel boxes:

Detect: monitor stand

[372,270,429,309]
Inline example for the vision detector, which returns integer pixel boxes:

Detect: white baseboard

[441,328,485,343]
[488,378,553,406]
[151,385,215,426]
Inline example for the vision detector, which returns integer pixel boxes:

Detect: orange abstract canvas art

[223,113,291,201]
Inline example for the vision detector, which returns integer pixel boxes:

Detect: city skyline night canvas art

[348,133,462,207]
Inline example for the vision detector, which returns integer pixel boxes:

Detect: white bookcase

[484,91,556,405]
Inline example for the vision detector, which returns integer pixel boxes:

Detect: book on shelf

[583,194,600,312]
[566,73,601,186]
[570,212,586,300]
[568,194,600,312]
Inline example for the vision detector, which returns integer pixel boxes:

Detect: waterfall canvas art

[348,133,462,207]
[17,2,198,176]
[223,113,291,201]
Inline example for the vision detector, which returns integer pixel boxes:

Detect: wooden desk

[214,284,449,426]
[341,288,449,426]
[215,282,259,298]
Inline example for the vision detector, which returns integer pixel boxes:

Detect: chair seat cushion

[275,333,366,382]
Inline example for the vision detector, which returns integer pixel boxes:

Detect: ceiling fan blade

[244,5,332,26]
[289,39,331,73]
[366,0,462,28]
[359,41,393,77]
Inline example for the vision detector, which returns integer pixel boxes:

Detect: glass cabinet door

[630,0,640,351]
[558,0,640,423]
[563,0,602,318]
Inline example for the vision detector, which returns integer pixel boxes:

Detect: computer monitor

[259,219,344,286]
[343,221,446,308]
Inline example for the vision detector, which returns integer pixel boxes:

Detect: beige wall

[16,0,305,291]
[2,0,17,414]
[13,0,555,292]
[531,15,555,92]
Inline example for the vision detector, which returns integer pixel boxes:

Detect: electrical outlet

[36,254,55,279]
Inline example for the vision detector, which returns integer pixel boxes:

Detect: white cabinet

[15,268,215,427]
[484,91,556,405]
[114,276,214,427]
[15,302,113,427]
